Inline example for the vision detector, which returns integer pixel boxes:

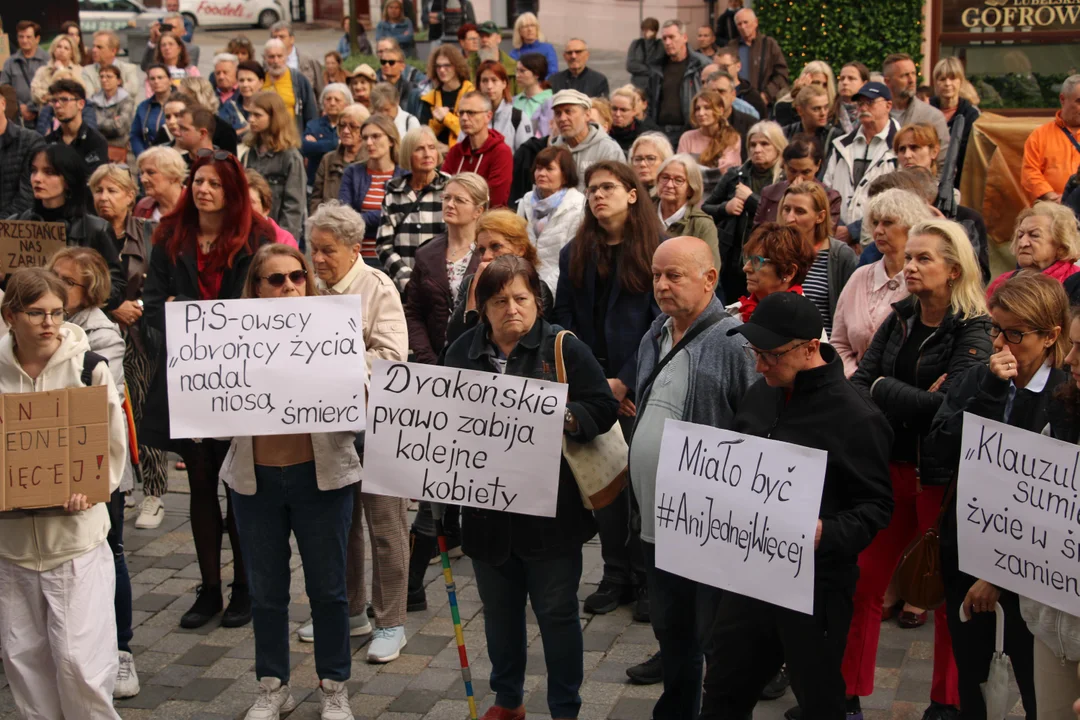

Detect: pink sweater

[831,259,910,377]
[676,129,741,173]
[985,258,1080,300]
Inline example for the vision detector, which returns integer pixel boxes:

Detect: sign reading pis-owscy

[362,360,568,517]
[654,419,826,614]
[165,296,366,438]
[958,413,1080,617]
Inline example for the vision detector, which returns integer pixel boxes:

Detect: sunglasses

[196,148,231,161]
[380,59,398,66]
[260,270,307,287]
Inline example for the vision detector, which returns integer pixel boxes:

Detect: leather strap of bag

[933,477,958,533]
[555,330,571,383]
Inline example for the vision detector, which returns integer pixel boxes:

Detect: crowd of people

[2,3,1080,720]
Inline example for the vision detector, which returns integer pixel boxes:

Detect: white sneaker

[113,651,140,698]
[367,625,407,663]
[135,496,164,529]
[319,679,354,720]
[124,492,136,509]
[298,614,371,643]
[245,677,296,720]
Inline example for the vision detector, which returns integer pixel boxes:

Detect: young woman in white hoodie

[0,267,128,719]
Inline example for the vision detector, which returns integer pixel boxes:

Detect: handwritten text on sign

[363,360,568,517]
[0,221,68,275]
[958,413,1080,616]
[166,296,367,438]
[654,419,827,614]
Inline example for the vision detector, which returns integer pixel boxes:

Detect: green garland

[754,0,925,77]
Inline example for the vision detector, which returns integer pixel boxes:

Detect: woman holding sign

[846,219,992,720]
[0,268,128,719]
[443,254,619,720]
[927,271,1068,719]
[142,150,275,631]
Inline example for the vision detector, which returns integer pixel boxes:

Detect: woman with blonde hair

[589,97,612,132]
[30,35,81,105]
[986,201,1080,298]
[655,154,720,270]
[241,91,306,241]
[629,131,673,194]
[419,44,474,147]
[311,103,370,215]
[930,56,980,188]
[773,59,836,127]
[133,146,187,221]
[677,90,741,173]
[509,12,558,76]
[609,84,659,153]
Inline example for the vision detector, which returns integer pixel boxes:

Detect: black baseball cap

[727,292,823,350]
[852,81,892,103]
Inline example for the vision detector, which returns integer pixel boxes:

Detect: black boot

[180,584,222,629]
[408,531,438,612]
[222,582,252,628]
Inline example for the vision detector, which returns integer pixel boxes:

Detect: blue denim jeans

[472,549,584,718]
[108,489,133,654]
[232,462,354,683]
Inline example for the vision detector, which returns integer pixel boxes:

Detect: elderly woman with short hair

[292,201,412,665]
[517,145,585,290]
[133,146,187,221]
[987,201,1080,298]
[628,131,673,195]
[655,153,721,272]
[302,82,352,186]
[311,103,370,216]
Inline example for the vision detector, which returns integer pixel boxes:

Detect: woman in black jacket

[845,219,992,720]
[444,255,618,720]
[142,150,275,631]
[12,144,126,309]
[927,271,1068,720]
[929,56,980,190]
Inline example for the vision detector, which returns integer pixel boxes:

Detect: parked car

[179,0,288,29]
[79,0,159,34]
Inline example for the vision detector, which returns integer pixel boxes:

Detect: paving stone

[588,659,634,683]
[175,644,230,667]
[113,683,177,710]
[610,696,660,720]
[407,667,460,692]
[401,633,450,656]
[876,646,907,669]
[387,689,442,713]
[149,632,205,655]
[148,663,207,688]
[360,672,413,696]
[132,593,179,612]
[379,654,433,675]
[582,631,617,652]
[422,699,473,719]
[153,552,198,569]
[200,657,254,680]
[173,677,236,702]
[348,692,395,717]
[894,678,933,703]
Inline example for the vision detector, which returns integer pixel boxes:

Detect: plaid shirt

[376,171,450,293]
[0,121,45,217]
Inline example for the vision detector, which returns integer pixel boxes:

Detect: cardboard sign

[0,221,68,275]
[654,419,827,614]
[0,385,111,511]
[958,413,1080,617]
[363,359,568,517]
[165,295,368,438]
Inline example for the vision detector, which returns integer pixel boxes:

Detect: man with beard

[261,38,317,136]
[883,53,949,152]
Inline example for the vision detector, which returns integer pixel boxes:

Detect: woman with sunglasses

[927,271,1063,720]
[0,268,128,720]
[845,219,991,720]
[142,151,275,630]
[241,91,307,243]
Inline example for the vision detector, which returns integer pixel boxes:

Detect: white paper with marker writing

[958,412,1080,617]
[653,419,826,614]
[362,359,568,517]
[165,295,367,438]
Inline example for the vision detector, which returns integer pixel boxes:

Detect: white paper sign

[958,412,1080,617]
[362,359,568,517]
[654,419,827,614]
[166,296,367,438]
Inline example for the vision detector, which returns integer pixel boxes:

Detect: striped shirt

[376,171,451,293]
[361,171,395,258]
[803,249,832,334]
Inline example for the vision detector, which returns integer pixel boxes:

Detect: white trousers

[0,542,120,720]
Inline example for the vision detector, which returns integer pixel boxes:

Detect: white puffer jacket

[518,187,586,291]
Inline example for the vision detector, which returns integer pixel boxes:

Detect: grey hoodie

[552,123,626,189]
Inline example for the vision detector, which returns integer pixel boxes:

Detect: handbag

[554,331,629,510]
[895,480,957,610]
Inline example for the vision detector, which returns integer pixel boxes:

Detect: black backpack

[81,351,107,387]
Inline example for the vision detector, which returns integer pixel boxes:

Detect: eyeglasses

[21,309,66,325]
[585,182,622,198]
[990,324,1044,344]
[362,132,387,142]
[564,49,584,55]
[435,63,453,70]
[196,148,231,161]
[442,194,475,207]
[50,96,78,105]
[743,255,771,271]
[380,59,398,66]
[57,275,85,290]
[854,97,883,108]
[657,174,686,188]
[630,154,659,166]
[261,270,307,287]
[458,109,488,117]
[743,341,809,367]
[340,122,362,133]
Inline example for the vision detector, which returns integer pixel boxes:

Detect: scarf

[529,188,568,235]
[737,285,804,323]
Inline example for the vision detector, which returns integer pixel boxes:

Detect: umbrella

[960,601,1009,719]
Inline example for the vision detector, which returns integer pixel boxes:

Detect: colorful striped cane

[435,521,479,720]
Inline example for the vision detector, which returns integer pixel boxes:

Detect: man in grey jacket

[0,21,49,126]
[628,236,758,720]
[883,53,949,153]
[550,90,625,188]
[646,19,710,148]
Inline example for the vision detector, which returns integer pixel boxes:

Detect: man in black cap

[699,292,893,720]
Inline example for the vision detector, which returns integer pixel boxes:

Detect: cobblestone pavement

[0,467,1027,720]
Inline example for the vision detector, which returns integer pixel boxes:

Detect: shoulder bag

[895,480,957,610]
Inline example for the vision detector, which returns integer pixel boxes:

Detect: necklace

[446,241,471,262]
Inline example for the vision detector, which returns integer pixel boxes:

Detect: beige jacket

[221,256,408,493]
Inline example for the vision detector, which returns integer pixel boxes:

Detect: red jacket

[441,128,513,208]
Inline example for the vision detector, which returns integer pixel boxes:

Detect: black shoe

[583,580,633,614]
[922,702,960,720]
[625,651,662,685]
[221,583,252,628]
[784,707,801,720]
[180,584,222,629]
[631,585,650,623]
[760,667,790,700]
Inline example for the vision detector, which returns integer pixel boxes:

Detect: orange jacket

[1022,111,1080,202]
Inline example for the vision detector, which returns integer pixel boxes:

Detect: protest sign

[0,220,68,275]
[654,419,827,614]
[958,412,1080,616]
[0,385,111,511]
[165,295,367,438]
[363,359,568,517]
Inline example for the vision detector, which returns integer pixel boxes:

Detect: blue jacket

[337,32,373,59]
[217,96,247,132]
[376,19,416,55]
[131,97,166,157]
[510,41,558,76]
[339,164,407,237]
[301,115,338,186]
[554,240,662,392]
